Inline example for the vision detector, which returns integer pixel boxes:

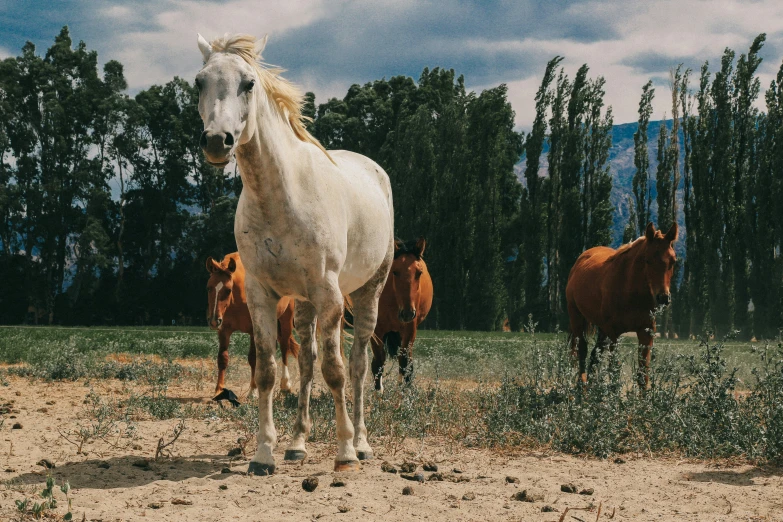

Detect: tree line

[0,28,780,338]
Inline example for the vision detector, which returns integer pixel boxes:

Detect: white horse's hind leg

[244,281,280,476]
[349,258,391,460]
[284,300,317,461]
[315,282,359,471]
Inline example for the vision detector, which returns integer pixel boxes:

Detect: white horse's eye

[246,79,255,92]
[194,78,202,90]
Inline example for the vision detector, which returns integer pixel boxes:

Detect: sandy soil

[1,374,782,522]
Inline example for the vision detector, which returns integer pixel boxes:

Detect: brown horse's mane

[608,231,664,262]
[394,238,422,260]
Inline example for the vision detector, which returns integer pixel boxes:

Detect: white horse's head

[195,33,331,168]
[195,34,267,167]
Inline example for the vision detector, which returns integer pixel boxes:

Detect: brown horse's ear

[645,222,656,241]
[664,222,678,243]
[206,256,221,273]
[226,257,237,273]
[415,237,426,257]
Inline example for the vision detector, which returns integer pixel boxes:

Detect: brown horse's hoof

[334,460,361,472]
[247,462,275,476]
[357,450,373,461]
[284,450,307,461]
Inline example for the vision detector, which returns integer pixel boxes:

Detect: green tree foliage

[1,28,781,337]
[632,81,655,237]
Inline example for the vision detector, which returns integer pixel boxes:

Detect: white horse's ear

[197,33,212,62]
[255,34,268,57]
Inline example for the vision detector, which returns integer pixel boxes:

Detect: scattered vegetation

[15,476,73,521]
[3,326,781,463]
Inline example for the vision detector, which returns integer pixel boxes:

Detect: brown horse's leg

[636,330,654,391]
[278,303,297,393]
[588,329,609,376]
[370,330,386,392]
[567,301,589,383]
[248,333,257,392]
[398,324,416,385]
[216,329,231,394]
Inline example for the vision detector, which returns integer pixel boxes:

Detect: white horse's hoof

[248,462,275,476]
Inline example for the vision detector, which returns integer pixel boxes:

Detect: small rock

[452,467,463,474]
[14,390,21,396]
[338,505,350,513]
[400,462,416,473]
[132,444,143,451]
[221,467,232,474]
[423,461,438,472]
[171,498,193,506]
[302,476,319,492]
[449,474,470,483]
[402,486,414,496]
[380,461,397,474]
[37,459,55,469]
[11,422,23,429]
[505,476,520,484]
[579,488,594,495]
[512,489,545,502]
[227,447,242,457]
[5,468,16,472]
[400,472,425,483]
[462,492,476,501]
[45,400,55,405]
[614,457,626,464]
[561,483,578,494]
[219,484,228,490]
[147,502,165,509]
[97,461,111,469]
[37,408,48,413]
[542,505,558,512]
[330,478,346,487]
[428,472,444,481]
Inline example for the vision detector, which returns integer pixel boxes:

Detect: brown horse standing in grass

[371,238,433,391]
[206,253,300,395]
[566,222,678,389]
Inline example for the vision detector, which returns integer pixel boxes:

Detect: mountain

[515,119,686,253]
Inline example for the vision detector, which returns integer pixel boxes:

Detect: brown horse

[206,253,300,395]
[371,238,433,391]
[566,222,678,389]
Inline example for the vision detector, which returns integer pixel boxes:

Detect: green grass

[0,326,764,385]
[1,325,781,462]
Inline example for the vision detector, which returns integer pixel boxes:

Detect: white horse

[195,33,394,475]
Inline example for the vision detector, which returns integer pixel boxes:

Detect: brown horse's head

[206,256,237,330]
[392,238,426,323]
[643,222,678,307]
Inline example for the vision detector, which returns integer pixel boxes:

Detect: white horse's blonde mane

[208,34,334,164]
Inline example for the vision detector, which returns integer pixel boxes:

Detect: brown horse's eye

[415,271,422,279]
[392,271,400,277]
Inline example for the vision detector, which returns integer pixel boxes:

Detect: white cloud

[101,0,340,90]
[89,0,783,127]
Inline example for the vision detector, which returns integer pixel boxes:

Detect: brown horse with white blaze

[371,238,433,391]
[566,222,678,389]
[206,253,300,394]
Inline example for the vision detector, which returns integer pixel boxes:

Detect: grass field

[0,325,769,385]
[1,325,781,462]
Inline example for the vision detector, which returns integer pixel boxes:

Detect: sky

[2,0,783,129]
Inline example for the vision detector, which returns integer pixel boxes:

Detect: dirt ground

[1,375,782,522]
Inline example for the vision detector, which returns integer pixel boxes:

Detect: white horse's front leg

[314,282,359,471]
[284,300,317,462]
[244,281,280,476]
